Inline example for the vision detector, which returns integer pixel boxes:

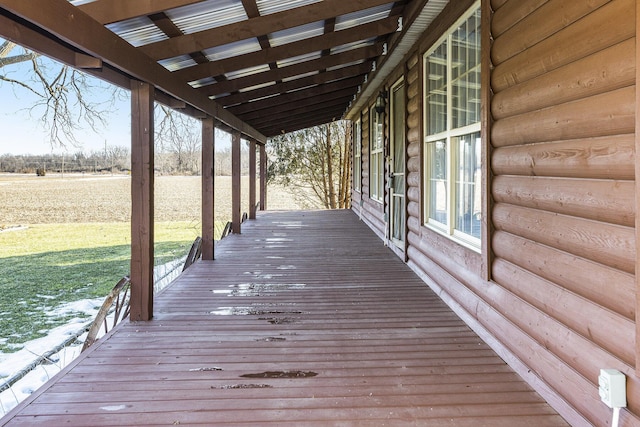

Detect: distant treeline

[0,148,130,175]
[1,144,252,176]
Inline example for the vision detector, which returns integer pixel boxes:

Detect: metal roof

[1,0,449,139]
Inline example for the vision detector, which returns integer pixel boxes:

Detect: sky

[0,41,233,156]
[0,53,133,155]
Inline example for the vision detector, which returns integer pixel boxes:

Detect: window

[424,4,481,247]
[369,106,384,202]
[353,119,361,192]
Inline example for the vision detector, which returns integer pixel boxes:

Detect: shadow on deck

[1,210,568,426]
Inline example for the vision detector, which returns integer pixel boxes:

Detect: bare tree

[0,39,121,149]
[155,105,201,175]
[267,121,352,209]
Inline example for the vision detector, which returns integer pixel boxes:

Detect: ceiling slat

[139,0,396,60]
[78,0,204,25]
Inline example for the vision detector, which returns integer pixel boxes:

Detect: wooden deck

[1,210,568,426]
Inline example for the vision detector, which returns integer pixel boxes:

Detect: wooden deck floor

[1,210,568,426]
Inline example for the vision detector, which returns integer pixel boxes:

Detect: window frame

[423,2,481,250]
[353,118,362,193]
[369,106,384,203]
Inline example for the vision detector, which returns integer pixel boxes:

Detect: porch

[1,210,567,426]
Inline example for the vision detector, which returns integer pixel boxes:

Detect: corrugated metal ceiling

[55,0,450,137]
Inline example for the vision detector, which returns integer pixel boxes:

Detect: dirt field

[0,173,317,225]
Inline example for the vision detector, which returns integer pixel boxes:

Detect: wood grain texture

[492,0,609,64]
[129,81,155,321]
[491,86,635,147]
[492,203,635,274]
[492,175,634,227]
[492,230,635,320]
[492,257,635,365]
[491,0,549,37]
[491,134,635,180]
[492,39,636,120]
[491,0,634,91]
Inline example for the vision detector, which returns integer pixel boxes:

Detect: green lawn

[0,222,201,353]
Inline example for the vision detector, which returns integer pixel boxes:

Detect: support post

[130,81,154,321]
[249,139,257,219]
[201,117,215,260]
[232,130,241,233]
[259,143,267,211]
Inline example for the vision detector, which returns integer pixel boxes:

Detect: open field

[0,173,314,224]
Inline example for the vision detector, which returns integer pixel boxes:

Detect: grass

[0,222,200,353]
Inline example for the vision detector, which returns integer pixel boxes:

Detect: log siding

[351,0,640,425]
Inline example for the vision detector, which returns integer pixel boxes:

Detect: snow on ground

[0,298,101,416]
[0,258,185,418]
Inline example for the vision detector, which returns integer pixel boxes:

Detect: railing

[81,276,131,352]
[182,236,202,272]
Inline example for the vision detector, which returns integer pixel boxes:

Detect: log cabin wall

[351,0,639,425]
[489,0,638,425]
[356,97,387,240]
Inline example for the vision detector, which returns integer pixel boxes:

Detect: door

[390,80,405,248]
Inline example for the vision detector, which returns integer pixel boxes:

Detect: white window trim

[423,2,481,251]
[354,118,362,193]
[370,106,384,203]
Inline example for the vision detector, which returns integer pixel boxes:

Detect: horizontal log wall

[490,0,638,425]
[353,100,386,239]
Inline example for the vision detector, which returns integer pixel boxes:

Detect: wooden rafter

[172,19,395,83]
[216,70,371,111]
[202,48,378,97]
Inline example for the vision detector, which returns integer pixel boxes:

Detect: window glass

[423,4,481,247]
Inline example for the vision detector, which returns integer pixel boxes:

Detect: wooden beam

[201,47,380,97]
[1,0,267,143]
[236,89,356,122]
[247,97,351,128]
[74,52,102,69]
[0,13,130,89]
[249,140,257,220]
[139,0,398,60]
[231,131,242,234]
[77,0,203,25]
[216,62,373,107]
[201,117,215,260]
[130,81,155,321]
[260,108,346,136]
[481,0,493,281]
[260,144,267,210]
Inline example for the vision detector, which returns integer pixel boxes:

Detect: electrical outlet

[599,369,627,408]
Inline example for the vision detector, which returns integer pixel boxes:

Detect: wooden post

[201,117,215,260]
[249,139,257,219]
[635,0,640,375]
[130,81,154,321]
[259,143,267,210]
[232,130,241,233]
[480,0,494,282]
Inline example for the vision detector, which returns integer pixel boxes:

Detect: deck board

[0,210,568,426]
